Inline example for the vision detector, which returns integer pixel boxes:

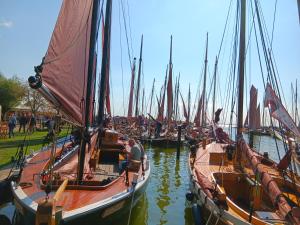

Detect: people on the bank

[28,114,36,133]
[18,113,27,133]
[8,113,17,138]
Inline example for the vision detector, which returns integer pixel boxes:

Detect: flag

[264,83,300,137]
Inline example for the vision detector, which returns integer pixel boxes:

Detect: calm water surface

[115,145,194,225]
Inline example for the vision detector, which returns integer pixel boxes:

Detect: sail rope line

[125,0,134,57]
[217,0,233,59]
[214,0,233,125]
[141,61,145,115]
[251,0,299,203]
[120,0,132,67]
[222,0,239,129]
[191,60,204,122]
[219,0,238,126]
[252,0,288,160]
[118,0,126,115]
[270,0,278,49]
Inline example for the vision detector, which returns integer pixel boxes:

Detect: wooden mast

[298,0,300,25]
[142,88,145,116]
[212,56,218,121]
[167,35,173,126]
[174,73,180,122]
[149,78,155,116]
[127,58,136,117]
[237,0,246,136]
[79,0,102,181]
[135,35,143,117]
[97,0,112,126]
[201,33,208,127]
[296,79,298,126]
[188,84,191,123]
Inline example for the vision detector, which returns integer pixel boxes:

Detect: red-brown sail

[194,93,203,127]
[239,139,300,222]
[265,83,300,136]
[179,91,188,122]
[249,85,258,130]
[127,59,136,118]
[40,1,94,126]
[157,70,168,122]
[167,36,173,123]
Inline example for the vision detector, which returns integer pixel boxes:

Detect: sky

[0,0,299,122]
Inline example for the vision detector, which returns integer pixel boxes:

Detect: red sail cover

[249,85,258,130]
[264,83,300,137]
[194,93,203,127]
[179,92,188,121]
[167,64,173,122]
[41,0,93,126]
[127,60,136,118]
[239,139,294,219]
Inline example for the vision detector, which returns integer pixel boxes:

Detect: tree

[24,86,51,115]
[0,73,25,116]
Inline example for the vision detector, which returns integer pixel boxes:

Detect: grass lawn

[0,128,69,168]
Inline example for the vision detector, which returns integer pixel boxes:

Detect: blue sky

[0,0,299,120]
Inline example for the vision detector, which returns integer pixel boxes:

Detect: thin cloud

[0,20,13,28]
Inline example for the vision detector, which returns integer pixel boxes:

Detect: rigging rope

[270,0,278,49]
[118,0,126,115]
[120,0,133,67]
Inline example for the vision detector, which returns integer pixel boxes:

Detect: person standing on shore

[8,113,17,138]
[28,114,36,133]
[18,113,27,133]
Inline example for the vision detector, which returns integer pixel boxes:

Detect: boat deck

[16,136,143,212]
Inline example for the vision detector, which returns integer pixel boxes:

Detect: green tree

[24,86,51,116]
[0,73,26,117]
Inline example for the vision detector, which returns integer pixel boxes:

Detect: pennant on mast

[264,83,300,137]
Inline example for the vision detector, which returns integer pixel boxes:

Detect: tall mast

[149,78,155,116]
[188,84,191,123]
[212,56,218,121]
[127,58,136,117]
[142,88,145,115]
[237,0,246,136]
[167,35,173,125]
[201,33,208,127]
[174,73,180,122]
[135,35,143,117]
[79,0,101,181]
[298,0,300,25]
[296,79,298,125]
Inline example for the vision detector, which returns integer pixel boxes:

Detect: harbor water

[114,145,194,225]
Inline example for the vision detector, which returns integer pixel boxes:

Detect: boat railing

[34,171,127,190]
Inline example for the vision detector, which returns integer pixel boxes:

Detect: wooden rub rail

[35,179,68,225]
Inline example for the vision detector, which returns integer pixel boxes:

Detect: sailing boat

[188,0,300,224]
[12,1,150,225]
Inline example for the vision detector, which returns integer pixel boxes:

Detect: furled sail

[179,91,188,122]
[239,139,300,222]
[249,85,258,130]
[167,36,173,123]
[39,1,94,126]
[194,93,203,127]
[264,83,300,137]
[127,59,136,118]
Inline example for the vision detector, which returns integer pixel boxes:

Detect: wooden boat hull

[12,172,149,225]
[187,142,293,225]
[11,132,151,225]
[187,152,252,225]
